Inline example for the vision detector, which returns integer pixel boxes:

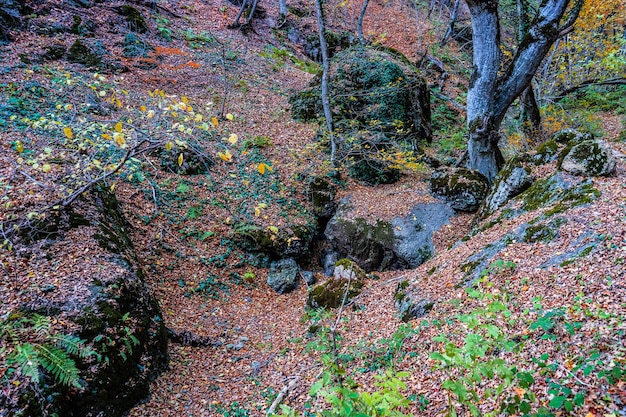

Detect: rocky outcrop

[475,156,535,221]
[290,45,431,185]
[559,139,617,177]
[325,198,455,271]
[1,186,167,417]
[430,167,490,212]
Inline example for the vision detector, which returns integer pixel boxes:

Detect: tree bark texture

[465,0,583,181]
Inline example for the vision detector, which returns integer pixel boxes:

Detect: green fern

[8,343,43,385]
[1,314,98,389]
[36,345,82,388]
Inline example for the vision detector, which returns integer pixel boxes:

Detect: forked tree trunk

[465,0,583,182]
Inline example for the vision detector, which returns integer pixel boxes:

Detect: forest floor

[1,0,625,415]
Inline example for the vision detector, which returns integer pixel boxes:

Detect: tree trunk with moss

[465,0,583,182]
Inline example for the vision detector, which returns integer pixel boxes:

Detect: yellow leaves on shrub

[140,105,147,112]
[211,117,219,127]
[218,150,232,162]
[178,153,184,166]
[257,163,273,175]
[227,134,238,144]
[165,141,173,151]
[63,127,73,139]
[15,141,24,153]
[115,122,123,133]
[225,113,234,121]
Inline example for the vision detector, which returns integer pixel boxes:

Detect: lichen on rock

[430,167,489,212]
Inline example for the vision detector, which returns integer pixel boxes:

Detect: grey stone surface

[267,258,299,294]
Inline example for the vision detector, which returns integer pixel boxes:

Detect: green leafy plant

[1,314,97,389]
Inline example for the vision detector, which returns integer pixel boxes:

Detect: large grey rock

[325,198,455,271]
[475,156,535,221]
[551,128,593,144]
[430,167,489,212]
[559,139,617,177]
[267,258,299,294]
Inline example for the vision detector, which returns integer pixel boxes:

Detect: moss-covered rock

[67,39,103,68]
[325,198,455,271]
[430,167,489,212]
[307,175,337,218]
[1,185,167,417]
[116,5,148,33]
[558,139,617,177]
[233,221,317,260]
[306,259,365,308]
[523,217,567,243]
[534,139,561,164]
[551,128,593,144]
[289,45,431,175]
[475,156,535,222]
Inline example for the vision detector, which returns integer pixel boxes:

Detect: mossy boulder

[289,46,431,169]
[116,5,148,33]
[307,175,337,218]
[534,139,561,164]
[306,259,366,309]
[430,167,489,212]
[67,39,103,68]
[558,139,617,177]
[551,128,593,144]
[0,185,167,417]
[475,156,535,221]
[233,221,317,260]
[325,198,455,271]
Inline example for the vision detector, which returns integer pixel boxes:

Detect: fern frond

[53,334,97,359]
[30,314,51,337]
[8,343,42,385]
[36,344,82,388]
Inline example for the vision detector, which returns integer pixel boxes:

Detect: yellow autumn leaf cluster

[257,163,273,174]
[218,150,232,162]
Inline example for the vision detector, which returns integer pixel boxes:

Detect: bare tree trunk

[233,0,249,26]
[315,0,337,169]
[357,0,371,44]
[278,0,287,22]
[246,0,260,24]
[517,0,541,140]
[520,83,542,140]
[441,0,460,45]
